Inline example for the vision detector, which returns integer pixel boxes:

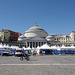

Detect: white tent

[57,46,61,50]
[36,46,40,54]
[3,44,7,48]
[50,45,57,50]
[26,46,31,50]
[66,44,75,50]
[39,44,61,50]
[6,44,10,49]
[37,46,40,49]
[61,45,67,50]
[0,43,3,49]
[10,45,21,50]
[22,47,27,50]
[61,45,71,50]
[39,43,51,49]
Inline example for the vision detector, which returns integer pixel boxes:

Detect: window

[57,38,59,41]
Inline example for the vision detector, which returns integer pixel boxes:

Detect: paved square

[0,55,75,75]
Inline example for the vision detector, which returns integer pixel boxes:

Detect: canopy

[0,44,3,48]
[50,45,57,50]
[66,44,75,50]
[26,46,31,50]
[39,43,51,49]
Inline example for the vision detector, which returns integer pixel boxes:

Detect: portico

[25,37,47,48]
[26,41,47,48]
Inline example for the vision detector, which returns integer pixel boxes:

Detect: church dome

[24,25,48,38]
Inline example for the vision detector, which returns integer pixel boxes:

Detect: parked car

[2,50,12,56]
[15,50,23,57]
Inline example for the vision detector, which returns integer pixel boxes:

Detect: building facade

[46,32,75,46]
[69,31,75,42]
[1,30,10,42]
[18,25,48,48]
[54,34,70,43]
[0,29,22,42]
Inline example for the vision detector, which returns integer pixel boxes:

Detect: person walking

[25,50,28,56]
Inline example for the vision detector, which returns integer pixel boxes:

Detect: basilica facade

[18,25,48,48]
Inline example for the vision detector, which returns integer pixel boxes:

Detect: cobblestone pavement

[0,55,75,75]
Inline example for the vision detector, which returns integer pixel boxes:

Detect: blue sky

[0,0,75,35]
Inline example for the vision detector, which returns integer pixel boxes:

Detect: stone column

[35,42,36,48]
[38,42,39,46]
[26,42,27,48]
[32,42,33,48]
[40,42,42,46]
